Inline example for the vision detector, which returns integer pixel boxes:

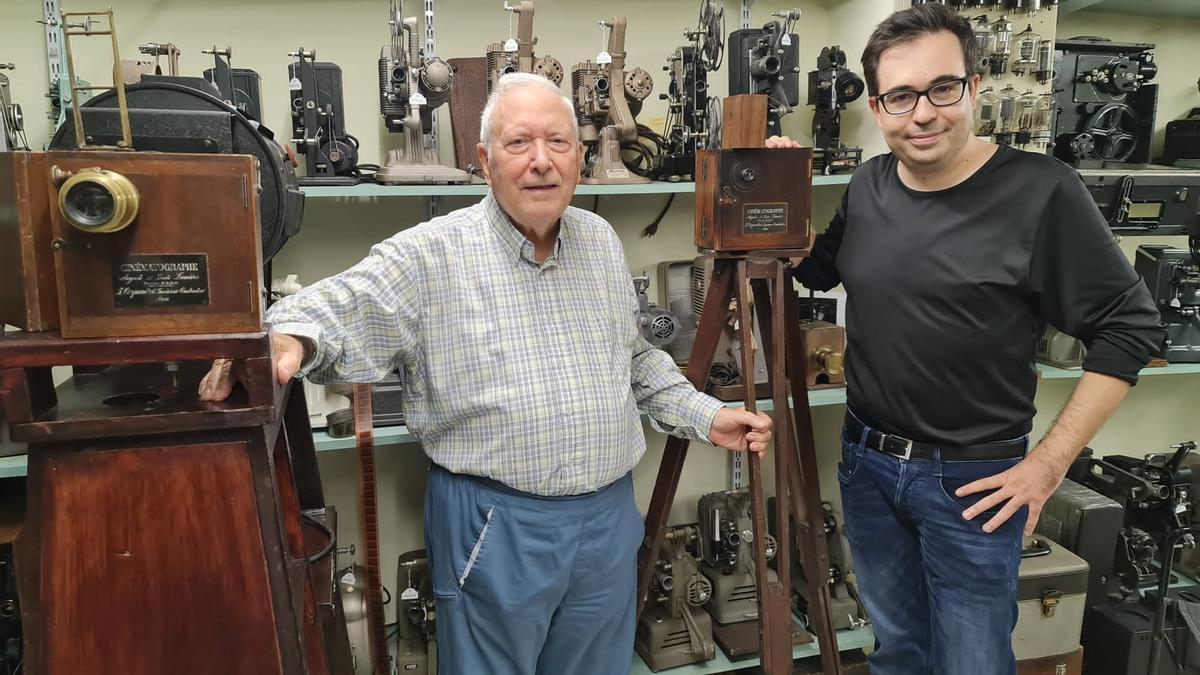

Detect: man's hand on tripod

[709,408,773,457]
[198,332,308,402]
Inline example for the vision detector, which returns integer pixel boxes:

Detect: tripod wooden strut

[636,254,843,675]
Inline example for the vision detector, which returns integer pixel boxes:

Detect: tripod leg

[738,261,791,675]
[636,259,736,619]
[782,271,843,675]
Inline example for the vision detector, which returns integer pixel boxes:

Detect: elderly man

[199,72,772,675]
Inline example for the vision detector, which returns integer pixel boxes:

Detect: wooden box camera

[695,147,813,253]
[798,319,845,388]
[0,151,263,338]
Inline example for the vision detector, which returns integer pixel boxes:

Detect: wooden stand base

[0,330,352,675]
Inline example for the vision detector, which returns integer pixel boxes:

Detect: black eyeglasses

[876,77,969,115]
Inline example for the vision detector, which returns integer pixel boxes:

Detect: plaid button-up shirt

[268,193,724,496]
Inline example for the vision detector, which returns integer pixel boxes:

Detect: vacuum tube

[995,84,1019,145]
[1012,25,1040,76]
[972,16,995,74]
[1032,92,1054,148]
[976,85,1000,137]
[1034,34,1054,83]
[1015,89,1039,146]
[990,15,1014,76]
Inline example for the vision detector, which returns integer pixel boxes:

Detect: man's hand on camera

[765,135,802,149]
[198,332,308,402]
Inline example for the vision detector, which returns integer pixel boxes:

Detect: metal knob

[813,346,844,376]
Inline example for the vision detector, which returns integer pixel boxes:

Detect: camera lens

[63,181,116,230]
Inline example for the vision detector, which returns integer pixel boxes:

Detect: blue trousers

[424,464,641,675]
[838,414,1028,675]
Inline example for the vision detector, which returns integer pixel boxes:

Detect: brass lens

[58,168,139,233]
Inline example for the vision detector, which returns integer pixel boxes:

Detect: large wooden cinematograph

[0,9,360,673]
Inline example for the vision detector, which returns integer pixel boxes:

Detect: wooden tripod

[636,254,843,675]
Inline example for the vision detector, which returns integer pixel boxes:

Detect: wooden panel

[37,442,284,675]
[8,360,276,443]
[721,95,768,149]
[1017,646,1083,675]
[0,330,269,368]
[695,147,813,253]
[44,151,263,338]
[448,57,489,175]
[0,152,58,331]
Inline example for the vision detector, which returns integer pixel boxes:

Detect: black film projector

[201,46,263,123]
[1051,38,1158,166]
[807,46,864,175]
[288,47,361,185]
[651,0,723,181]
[728,10,802,140]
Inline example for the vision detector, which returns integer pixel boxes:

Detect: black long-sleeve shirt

[795,145,1165,445]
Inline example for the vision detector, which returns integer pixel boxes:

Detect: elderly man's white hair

[479,72,577,158]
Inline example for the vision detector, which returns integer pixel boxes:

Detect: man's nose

[529,139,552,171]
[911,94,938,125]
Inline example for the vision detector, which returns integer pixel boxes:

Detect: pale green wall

[2,0,1197,624]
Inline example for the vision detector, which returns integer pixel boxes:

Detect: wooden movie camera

[1,150,263,338]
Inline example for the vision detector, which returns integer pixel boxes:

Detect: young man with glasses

[769,5,1162,674]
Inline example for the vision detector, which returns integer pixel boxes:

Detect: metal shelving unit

[298,175,854,199]
[629,625,875,675]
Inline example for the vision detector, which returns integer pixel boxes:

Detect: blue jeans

[424,464,641,675]
[838,417,1028,675]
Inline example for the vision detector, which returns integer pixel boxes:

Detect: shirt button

[563,408,573,416]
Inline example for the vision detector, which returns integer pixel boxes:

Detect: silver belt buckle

[880,433,914,460]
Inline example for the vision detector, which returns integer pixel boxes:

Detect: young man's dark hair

[860,4,982,96]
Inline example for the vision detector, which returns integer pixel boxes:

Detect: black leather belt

[844,413,1027,461]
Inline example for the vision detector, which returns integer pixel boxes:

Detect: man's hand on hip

[956,452,1065,536]
[709,408,773,456]
[198,332,307,402]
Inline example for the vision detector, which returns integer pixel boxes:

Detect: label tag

[112,254,210,308]
[742,203,789,234]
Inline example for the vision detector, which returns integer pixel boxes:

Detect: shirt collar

[483,191,566,267]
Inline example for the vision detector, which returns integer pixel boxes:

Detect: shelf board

[309,386,852,452]
[629,625,875,675]
[0,455,27,480]
[1036,361,1200,380]
[299,175,852,199]
[1060,0,1200,17]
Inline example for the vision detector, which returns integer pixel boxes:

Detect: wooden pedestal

[0,330,352,675]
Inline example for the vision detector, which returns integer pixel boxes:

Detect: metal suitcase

[1014,538,1090,661]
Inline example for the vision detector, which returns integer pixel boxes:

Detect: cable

[641,193,676,238]
[301,511,335,564]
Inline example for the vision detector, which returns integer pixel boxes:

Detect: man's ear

[476,143,491,183]
[868,97,883,128]
[966,74,982,108]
